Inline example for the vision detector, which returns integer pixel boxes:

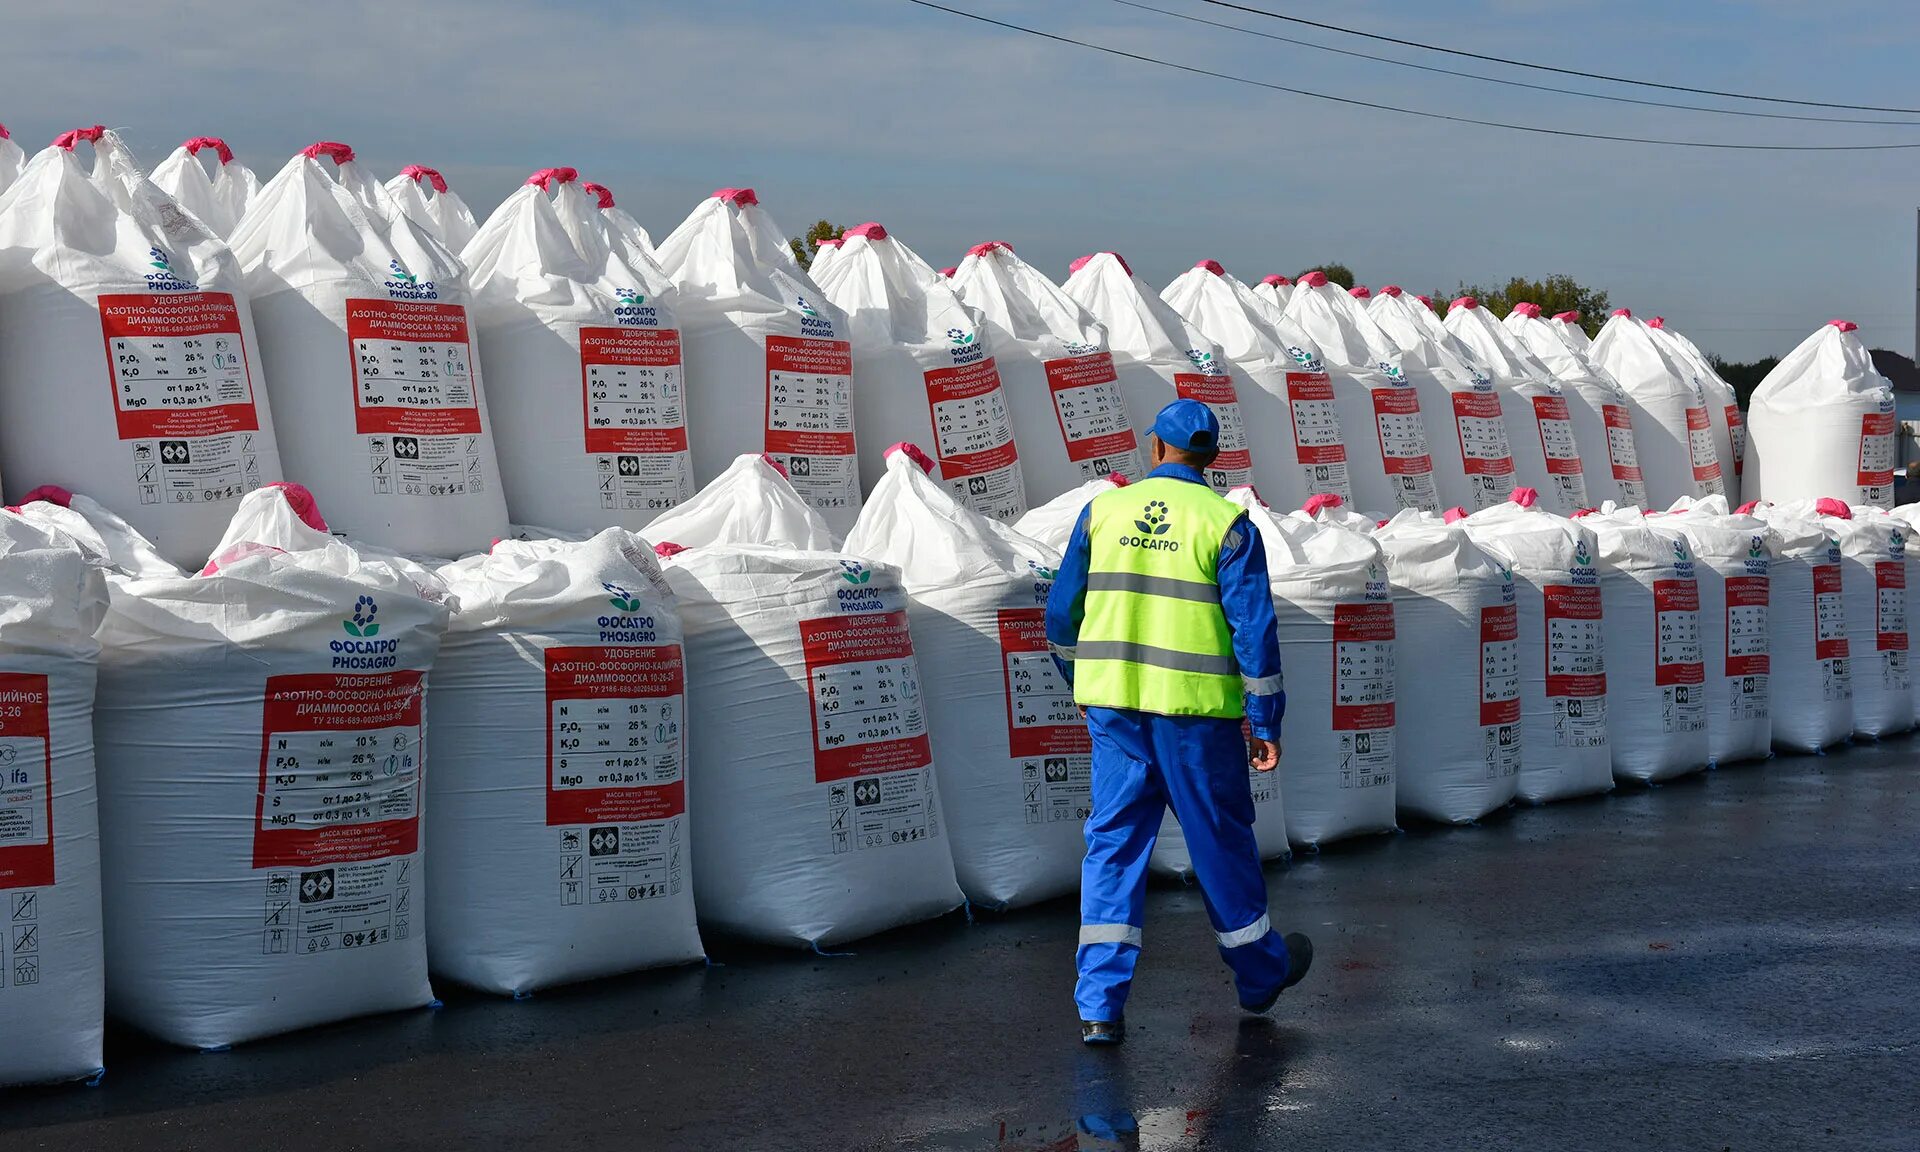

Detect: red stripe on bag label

[1044,353,1138,464]
[1372,387,1432,475]
[1602,404,1644,483]
[801,610,933,783]
[1724,575,1769,676]
[580,327,687,455]
[1479,603,1520,726]
[997,610,1090,759]
[1813,564,1848,661]
[545,646,686,826]
[924,358,1019,478]
[765,335,855,457]
[1724,405,1745,478]
[100,292,262,439]
[1685,406,1722,483]
[1858,412,1896,488]
[1543,585,1605,698]
[1876,561,1907,651]
[1332,602,1396,730]
[1453,391,1514,477]
[1653,578,1705,687]
[1174,373,1252,473]
[1531,395,1582,476]
[1287,372,1346,465]
[254,671,423,869]
[0,673,53,890]
[347,300,482,435]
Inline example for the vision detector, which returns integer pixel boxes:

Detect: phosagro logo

[603,582,643,612]
[796,295,819,317]
[616,288,646,307]
[1134,500,1171,536]
[1672,539,1689,562]
[1184,349,1218,371]
[1027,560,1057,581]
[1748,536,1765,559]
[1574,539,1592,568]
[342,595,380,637]
[332,595,398,668]
[385,258,439,300]
[613,287,656,327]
[947,327,976,347]
[145,246,197,291]
[839,561,872,585]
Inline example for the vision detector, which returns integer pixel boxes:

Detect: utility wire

[903,1,1920,150]
[1109,0,1920,126]
[1200,0,1920,115]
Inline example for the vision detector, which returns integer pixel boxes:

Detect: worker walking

[1046,399,1312,1045]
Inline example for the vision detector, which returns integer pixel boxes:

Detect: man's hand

[1249,737,1281,772]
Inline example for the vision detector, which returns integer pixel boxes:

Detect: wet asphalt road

[5,741,1918,1151]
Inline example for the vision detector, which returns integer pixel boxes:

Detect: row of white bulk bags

[463,167,693,534]
[1648,319,1745,501]
[1444,298,1590,514]
[1063,251,1263,494]
[1591,310,1727,508]
[1663,498,1775,766]
[1747,321,1897,509]
[0,128,286,568]
[1751,501,1852,751]
[845,446,1083,908]
[812,223,1029,521]
[951,241,1147,501]
[1503,304,1649,509]
[19,485,452,1050]
[429,530,703,996]
[643,454,962,945]
[1161,262,1351,512]
[386,165,478,254]
[1580,506,1710,782]
[1462,495,1615,803]
[1822,502,1912,737]
[654,189,862,536]
[230,141,510,557]
[148,136,260,239]
[0,513,109,1087]
[1372,510,1520,823]
[0,122,23,195]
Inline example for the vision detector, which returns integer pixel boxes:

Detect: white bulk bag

[385,165,478,254]
[654,188,861,535]
[1750,501,1852,751]
[1161,263,1349,512]
[1283,274,1448,515]
[1012,476,1124,550]
[813,223,1027,520]
[464,168,692,533]
[1504,304,1649,509]
[0,513,108,1086]
[1551,310,1595,356]
[845,447,1081,908]
[1583,507,1710,782]
[0,127,286,567]
[950,242,1146,504]
[579,180,656,261]
[0,123,23,196]
[1828,505,1913,737]
[88,486,451,1048]
[1372,510,1520,823]
[808,238,842,280]
[148,136,260,239]
[230,142,509,557]
[1648,319,1743,505]
[1462,494,1614,802]
[1590,310,1726,507]
[650,455,961,944]
[1746,321,1897,509]
[1662,497,1775,766]
[1445,299,1590,514]
[1252,274,1292,313]
[428,530,702,995]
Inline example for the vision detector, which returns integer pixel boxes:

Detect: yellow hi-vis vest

[1074,476,1247,718]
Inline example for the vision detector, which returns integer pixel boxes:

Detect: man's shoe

[1241,932,1314,1013]
[1081,1018,1126,1045]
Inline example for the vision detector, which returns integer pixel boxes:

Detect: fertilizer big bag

[76,485,451,1048]
[464,168,692,533]
[1504,304,1648,509]
[0,123,23,195]
[385,165,478,254]
[1749,501,1852,752]
[0,127,285,568]
[1662,497,1775,766]
[1463,493,1614,803]
[1746,321,1897,509]
[1591,310,1726,507]
[1648,318,1743,505]
[579,181,656,262]
[230,142,509,557]
[845,445,1083,909]
[654,188,862,536]
[812,223,1027,521]
[647,455,961,945]
[1445,298,1590,514]
[1822,503,1912,738]
[0,512,109,1086]
[428,530,703,995]
[147,136,260,239]
[1581,506,1710,783]
[1373,509,1520,824]
[950,242,1146,504]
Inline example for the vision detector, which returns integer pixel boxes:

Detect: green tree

[1707,354,1780,407]
[1449,274,1611,337]
[1294,263,1356,289]
[788,220,845,271]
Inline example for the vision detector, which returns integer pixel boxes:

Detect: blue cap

[1151,398,1219,452]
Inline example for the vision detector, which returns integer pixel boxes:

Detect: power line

[1200,0,1920,116]
[902,1,1920,151]
[1108,0,1920,127]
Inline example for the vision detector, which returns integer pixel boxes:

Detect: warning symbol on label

[560,829,581,852]
[588,826,621,857]
[298,869,335,904]
[392,436,420,461]
[618,455,641,477]
[160,440,191,465]
[13,958,38,987]
[1043,757,1070,784]
[11,893,36,921]
[788,456,812,477]
[967,476,988,496]
[853,779,881,807]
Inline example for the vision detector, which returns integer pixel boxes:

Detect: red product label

[1331,602,1396,731]
[1044,353,1138,463]
[800,610,932,783]
[1175,373,1251,472]
[1531,394,1582,476]
[1876,561,1907,651]
[1813,564,1848,661]
[1602,404,1644,482]
[1453,391,1514,476]
[1859,412,1897,488]
[1543,585,1606,698]
[997,610,1091,759]
[1371,387,1432,475]
[1479,603,1521,726]
[1724,405,1745,477]
[1287,372,1345,465]
[346,299,482,435]
[253,671,424,869]
[1685,407,1723,483]
[0,673,53,890]
[1653,579,1706,687]
[765,335,856,458]
[1724,575,1769,677]
[924,359,1019,479]
[579,326,687,455]
[545,646,687,826]
[99,292,260,440]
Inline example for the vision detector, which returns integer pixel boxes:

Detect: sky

[4,0,1918,361]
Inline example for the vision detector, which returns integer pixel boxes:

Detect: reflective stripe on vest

[1075,475,1246,718]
